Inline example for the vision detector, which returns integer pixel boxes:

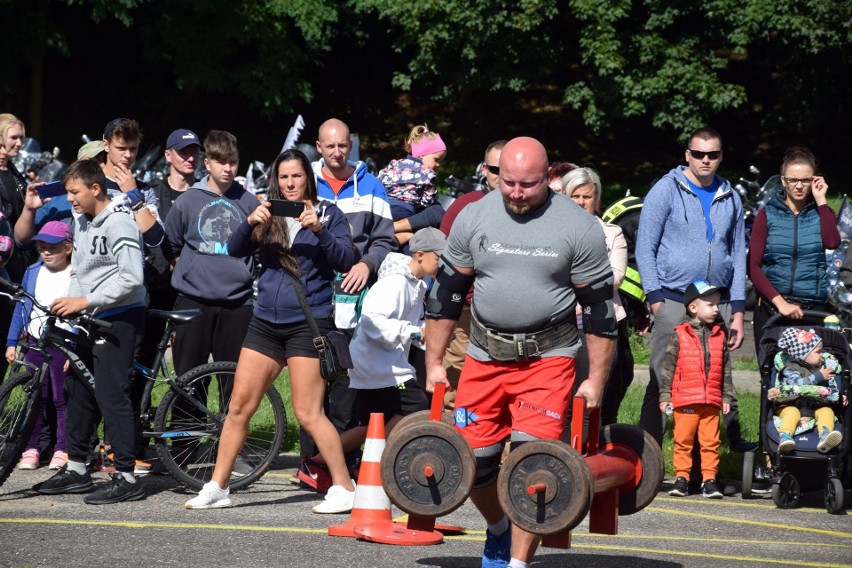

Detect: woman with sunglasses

[747,147,840,351]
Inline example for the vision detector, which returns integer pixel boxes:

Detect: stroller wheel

[772,473,800,509]
[741,451,754,498]
[825,478,845,514]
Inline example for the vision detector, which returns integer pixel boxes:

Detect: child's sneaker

[185,480,231,510]
[668,476,688,497]
[99,446,116,473]
[17,449,40,470]
[231,455,253,477]
[296,457,333,494]
[778,432,796,454]
[311,481,356,514]
[702,479,723,499]
[817,427,842,453]
[482,527,512,567]
[48,451,68,470]
[134,460,153,475]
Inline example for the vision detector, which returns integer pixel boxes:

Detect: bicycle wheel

[154,361,286,490]
[0,370,42,487]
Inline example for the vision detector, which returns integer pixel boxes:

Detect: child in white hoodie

[347,227,446,434]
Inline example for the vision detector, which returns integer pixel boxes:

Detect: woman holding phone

[185,149,357,513]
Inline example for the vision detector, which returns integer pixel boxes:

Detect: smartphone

[269,199,305,217]
[37,181,66,201]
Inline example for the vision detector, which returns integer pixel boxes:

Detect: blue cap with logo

[166,129,201,151]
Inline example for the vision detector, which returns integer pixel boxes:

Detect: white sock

[487,516,509,536]
[119,472,136,483]
[508,560,529,568]
[65,460,87,474]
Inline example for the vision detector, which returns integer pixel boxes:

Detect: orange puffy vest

[671,322,725,409]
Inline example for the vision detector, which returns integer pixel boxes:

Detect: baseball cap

[683,279,725,306]
[33,221,72,244]
[409,227,446,255]
[77,140,105,161]
[166,128,202,151]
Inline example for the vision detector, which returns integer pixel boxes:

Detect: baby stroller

[741,310,851,513]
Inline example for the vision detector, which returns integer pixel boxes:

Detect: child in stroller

[745,313,850,513]
[771,327,844,454]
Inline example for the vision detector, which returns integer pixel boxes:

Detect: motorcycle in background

[11,138,66,183]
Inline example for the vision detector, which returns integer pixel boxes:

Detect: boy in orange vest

[659,279,734,499]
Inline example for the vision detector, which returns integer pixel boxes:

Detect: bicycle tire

[0,370,43,487]
[153,361,286,491]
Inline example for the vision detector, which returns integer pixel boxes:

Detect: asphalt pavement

[1,453,849,568]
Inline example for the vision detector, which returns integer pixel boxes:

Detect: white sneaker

[185,481,231,510]
[311,480,355,514]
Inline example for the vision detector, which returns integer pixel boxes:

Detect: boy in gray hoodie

[32,159,147,504]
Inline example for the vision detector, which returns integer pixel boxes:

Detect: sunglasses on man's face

[485,165,499,175]
[688,149,722,161]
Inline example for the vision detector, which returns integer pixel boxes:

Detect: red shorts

[452,356,575,448]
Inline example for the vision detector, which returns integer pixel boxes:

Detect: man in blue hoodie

[636,126,753,457]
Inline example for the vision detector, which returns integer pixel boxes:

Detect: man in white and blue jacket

[637,127,753,459]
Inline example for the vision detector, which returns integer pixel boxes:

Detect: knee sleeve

[473,442,505,488]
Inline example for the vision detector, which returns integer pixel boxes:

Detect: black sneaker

[702,479,723,499]
[231,455,254,477]
[32,466,94,494]
[669,476,688,497]
[84,474,146,505]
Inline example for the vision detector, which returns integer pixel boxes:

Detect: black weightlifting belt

[469,308,579,362]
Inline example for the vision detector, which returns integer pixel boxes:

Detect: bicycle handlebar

[0,276,113,332]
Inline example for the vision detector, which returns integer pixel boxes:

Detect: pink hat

[411,133,447,158]
[33,221,72,244]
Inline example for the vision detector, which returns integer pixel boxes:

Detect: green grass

[629,329,759,371]
[617,383,761,481]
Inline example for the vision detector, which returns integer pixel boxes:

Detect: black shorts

[356,379,429,425]
[242,315,332,360]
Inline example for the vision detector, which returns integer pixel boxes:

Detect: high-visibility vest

[602,196,646,303]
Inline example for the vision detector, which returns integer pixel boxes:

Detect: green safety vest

[602,196,646,303]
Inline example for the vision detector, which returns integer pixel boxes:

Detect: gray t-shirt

[445,190,611,359]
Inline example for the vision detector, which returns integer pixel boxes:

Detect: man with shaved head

[426,137,616,567]
[296,119,395,483]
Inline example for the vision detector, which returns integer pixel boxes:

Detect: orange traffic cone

[328,413,394,538]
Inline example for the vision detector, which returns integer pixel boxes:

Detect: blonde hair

[404,124,439,153]
[0,113,25,141]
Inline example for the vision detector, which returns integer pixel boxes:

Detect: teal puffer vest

[762,192,826,303]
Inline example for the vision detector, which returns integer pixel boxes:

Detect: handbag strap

[286,271,324,347]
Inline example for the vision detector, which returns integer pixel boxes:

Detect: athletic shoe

[84,474,146,505]
[311,481,356,514]
[668,476,688,497]
[231,455,253,477]
[817,428,842,454]
[185,481,232,510]
[134,460,153,475]
[32,466,94,494]
[778,432,795,454]
[482,528,511,567]
[702,479,723,499]
[296,458,333,494]
[48,451,68,470]
[18,449,40,470]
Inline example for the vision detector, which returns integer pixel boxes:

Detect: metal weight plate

[600,423,664,515]
[497,440,592,536]
[380,420,475,517]
[391,409,455,436]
